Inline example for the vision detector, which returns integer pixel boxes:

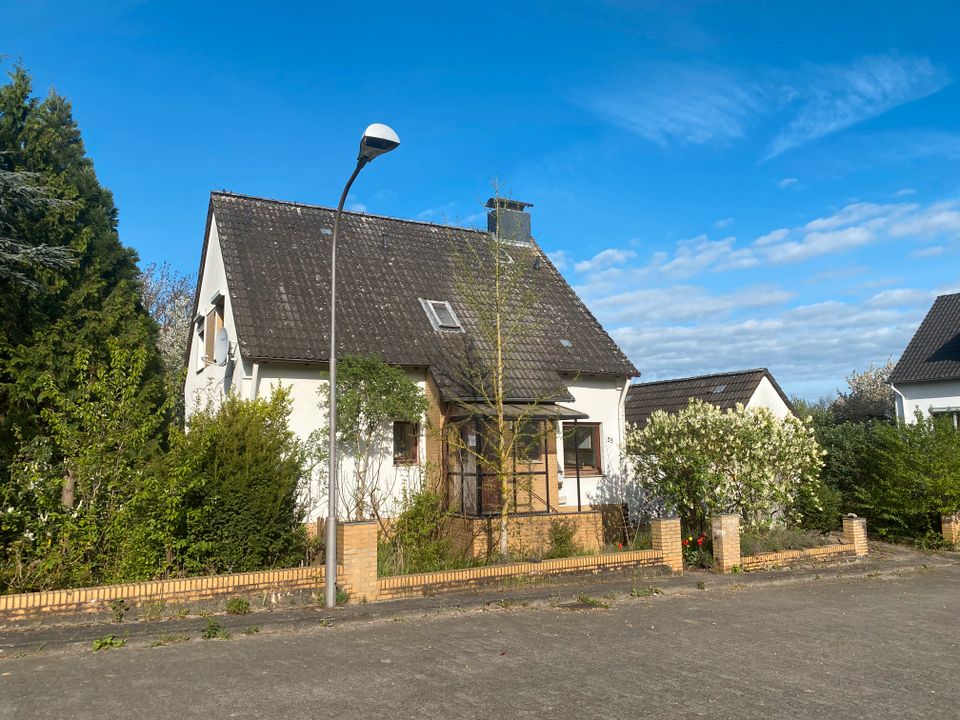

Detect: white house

[890,292,960,425]
[624,368,794,429]
[185,192,638,523]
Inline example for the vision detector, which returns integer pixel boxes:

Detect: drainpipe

[891,383,905,424]
[250,362,260,400]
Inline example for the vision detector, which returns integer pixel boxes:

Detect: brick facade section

[842,516,868,556]
[712,514,742,573]
[651,517,683,573]
[336,520,379,602]
[942,513,960,549]
[740,544,857,570]
[447,511,604,558]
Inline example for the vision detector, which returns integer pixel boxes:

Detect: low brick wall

[379,549,666,600]
[741,544,857,570]
[0,566,327,622]
[942,513,960,549]
[448,511,604,559]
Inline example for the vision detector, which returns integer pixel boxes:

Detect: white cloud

[590,284,793,324]
[417,202,458,221]
[888,201,960,238]
[574,248,637,273]
[912,245,945,258]
[778,177,798,188]
[714,217,734,229]
[895,188,917,197]
[765,226,874,264]
[583,63,763,147]
[753,228,790,246]
[548,249,570,271]
[765,55,950,159]
[348,202,367,213]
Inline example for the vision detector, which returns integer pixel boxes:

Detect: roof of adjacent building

[890,292,960,385]
[625,368,791,427]
[200,191,638,402]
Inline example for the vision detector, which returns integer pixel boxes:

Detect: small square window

[393,421,419,465]
[562,422,602,476]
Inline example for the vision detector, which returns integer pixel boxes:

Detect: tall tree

[0,64,165,474]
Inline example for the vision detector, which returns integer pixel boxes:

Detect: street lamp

[325,123,400,608]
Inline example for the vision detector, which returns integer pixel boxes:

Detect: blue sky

[8,1,960,399]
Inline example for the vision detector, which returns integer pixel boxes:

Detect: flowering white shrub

[625,400,824,533]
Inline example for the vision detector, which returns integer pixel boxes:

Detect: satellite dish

[214,327,230,367]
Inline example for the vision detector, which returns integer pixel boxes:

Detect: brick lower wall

[741,544,857,570]
[0,566,329,622]
[446,511,604,559]
[378,549,666,600]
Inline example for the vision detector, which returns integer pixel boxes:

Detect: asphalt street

[2,564,959,719]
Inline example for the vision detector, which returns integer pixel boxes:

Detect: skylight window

[420,298,463,332]
[560,339,572,348]
[713,384,726,394]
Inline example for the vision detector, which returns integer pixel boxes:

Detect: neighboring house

[625,368,794,429]
[185,191,638,522]
[890,292,960,425]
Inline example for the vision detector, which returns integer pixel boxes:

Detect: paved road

[3,565,959,719]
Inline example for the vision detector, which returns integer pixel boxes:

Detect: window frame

[393,420,420,466]
[562,422,602,476]
[420,298,464,332]
[514,419,544,465]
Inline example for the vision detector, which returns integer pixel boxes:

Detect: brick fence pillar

[336,521,379,602]
[941,513,959,549]
[712,514,741,573]
[842,515,868,557]
[651,517,683,574]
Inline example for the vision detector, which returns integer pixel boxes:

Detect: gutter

[251,362,260,400]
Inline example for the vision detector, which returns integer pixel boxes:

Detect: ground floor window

[562,422,601,475]
[514,419,544,463]
[393,421,418,464]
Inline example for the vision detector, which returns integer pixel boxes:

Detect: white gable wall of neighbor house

[183,215,250,415]
[257,363,429,522]
[556,375,631,511]
[745,376,792,419]
[893,380,960,422]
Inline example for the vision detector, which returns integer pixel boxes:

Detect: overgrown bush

[378,489,460,575]
[740,527,832,556]
[626,400,824,535]
[162,388,309,575]
[544,518,580,559]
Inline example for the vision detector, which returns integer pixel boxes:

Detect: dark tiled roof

[890,292,960,384]
[206,192,637,402]
[625,368,791,427]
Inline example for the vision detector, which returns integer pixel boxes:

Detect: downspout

[891,383,905,424]
[250,362,260,400]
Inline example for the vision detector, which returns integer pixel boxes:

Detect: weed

[740,527,833,556]
[574,593,609,609]
[225,597,251,615]
[92,634,126,651]
[544,518,581,559]
[496,598,529,609]
[109,598,130,623]
[151,634,189,648]
[317,618,333,627]
[315,587,351,607]
[241,626,260,635]
[141,600,166,622]
[867,571,882,578]
[174,605,190,618]
[630,586,662,598]
[696,580,706,590]
[201,620,231,640]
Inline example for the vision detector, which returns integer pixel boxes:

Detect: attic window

[560,339,572,348]
[498,249,514,264]
[713,384,726,393]
[421,298,463,332]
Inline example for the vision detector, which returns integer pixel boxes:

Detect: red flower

[618,543,623,550]
[682,539,689,547]
[697,537,704,546]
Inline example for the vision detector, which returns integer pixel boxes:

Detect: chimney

[486,197,533,245]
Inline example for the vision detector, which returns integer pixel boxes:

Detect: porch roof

[448,401,589,420]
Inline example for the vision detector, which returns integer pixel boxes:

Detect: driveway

[2,561,959,719]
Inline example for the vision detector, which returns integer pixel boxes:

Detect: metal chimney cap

[485,197,533,211]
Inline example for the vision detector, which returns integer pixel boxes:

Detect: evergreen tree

[0,65,165,475]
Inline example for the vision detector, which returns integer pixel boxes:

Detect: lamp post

[325,123,400,609]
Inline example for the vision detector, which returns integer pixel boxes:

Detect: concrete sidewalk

[1,542,954,659]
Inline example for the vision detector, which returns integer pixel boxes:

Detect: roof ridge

[210,190,490,236]
[630,368,767,388]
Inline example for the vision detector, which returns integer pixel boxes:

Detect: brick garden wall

[448,511,605,559]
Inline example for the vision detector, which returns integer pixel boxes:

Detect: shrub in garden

[544,518,580,559]
[162,388,309,575]
[626,400,824,535]
[378,489,458,575]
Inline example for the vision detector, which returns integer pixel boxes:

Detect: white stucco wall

[893,380,960,422]
[257,363,429,522]
[745,376,792,419]
[183,215,247,413]
[556,376,631,510]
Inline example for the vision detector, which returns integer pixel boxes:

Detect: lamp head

[358,123,400,163]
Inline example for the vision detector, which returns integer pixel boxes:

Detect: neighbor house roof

[890,292,960,385]
[625,368,791,427]
[202,191,637,402]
